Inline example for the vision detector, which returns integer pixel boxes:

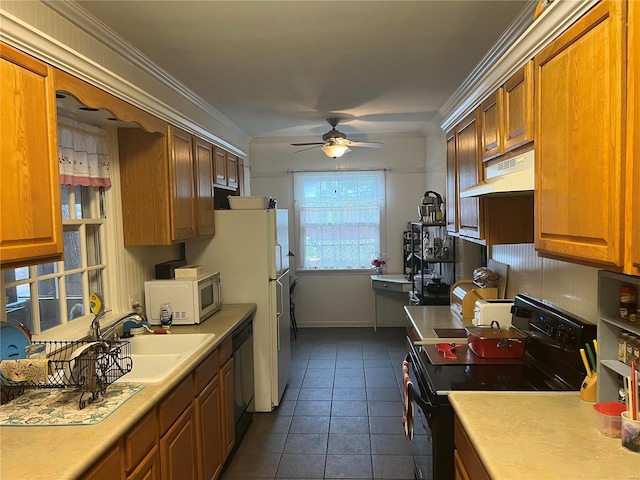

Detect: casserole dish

[465,320,527,359]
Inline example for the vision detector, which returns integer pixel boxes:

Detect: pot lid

[465,321,527,340]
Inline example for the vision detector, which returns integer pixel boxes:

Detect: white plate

[64,342,101,385]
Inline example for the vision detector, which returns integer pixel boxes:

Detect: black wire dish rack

[0,340,133,409]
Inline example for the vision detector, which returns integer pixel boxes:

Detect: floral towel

[0,383,144,426]
[402,360,414,443]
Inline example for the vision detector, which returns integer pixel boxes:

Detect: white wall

[249,134,426,327]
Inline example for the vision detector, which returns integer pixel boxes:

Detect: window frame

[293,170,387,273]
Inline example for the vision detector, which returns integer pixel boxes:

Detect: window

[294,171,385,270]
[3,185,107,335]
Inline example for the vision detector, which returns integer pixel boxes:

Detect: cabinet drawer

[159,375,194,436]
[372,279,410,293]
[124,408,159,473]
[193,349,220,396]
[218,337,232,364]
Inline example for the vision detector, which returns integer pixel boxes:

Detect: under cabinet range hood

[459,150,534,197]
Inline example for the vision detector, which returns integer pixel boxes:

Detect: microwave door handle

[217,279,222,307]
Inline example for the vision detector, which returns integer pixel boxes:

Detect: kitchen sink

[115,333,215,383]
[127,333,214,355]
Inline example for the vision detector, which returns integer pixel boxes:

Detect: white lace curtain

[58,117,111,187]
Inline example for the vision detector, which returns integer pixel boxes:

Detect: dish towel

[402,360,414,443]
[0,359,52,383]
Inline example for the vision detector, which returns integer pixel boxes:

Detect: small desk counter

[371,274,412,330]
[404,305,468,344]
[449,391,640,480]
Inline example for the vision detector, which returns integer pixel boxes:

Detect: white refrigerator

[186,209,291,412]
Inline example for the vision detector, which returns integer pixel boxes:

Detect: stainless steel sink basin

[115,333,215,383]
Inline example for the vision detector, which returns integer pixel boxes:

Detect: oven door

[407,343,455,480]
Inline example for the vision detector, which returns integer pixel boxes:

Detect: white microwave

[144,272,221,325]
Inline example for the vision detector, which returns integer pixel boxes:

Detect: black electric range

[405,293,597,480]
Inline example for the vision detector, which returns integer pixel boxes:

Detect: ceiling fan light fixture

[322,143,349,158]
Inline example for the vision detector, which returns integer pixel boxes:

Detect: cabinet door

[127,446,160,480]
[226,153,238,189]
[194,138,215,237]
[237,158,245,196]
[454,450,471,480]
[534,0,625,266]
[221,358,235,460]
[503,61,534,152]
[479,90,503,161]
[214,147,227,186]
[195,373,223,480]
[0,43,63,267]
[160,404,197,480]
[629,0,640,276]
[169,126,196,241]
[445,130,458,233]
[455,110,483,239]
[82,443,124,480]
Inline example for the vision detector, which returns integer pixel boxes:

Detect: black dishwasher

[232,316,254,443]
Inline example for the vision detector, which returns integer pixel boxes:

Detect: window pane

[64,229,82,270]
[75,186,85,218]
[86,225,102,266]
[65,273,85,319]
[37,278,61,331]
[5,283,33,334]
[4,267,29,283]
[36,262,58,276]
[61,185,71,220]
[88,269,104,298]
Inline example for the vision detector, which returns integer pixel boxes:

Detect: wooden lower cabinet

[195,373,224,480]
[127,446,160,480]
[82,443,124,480]
[454,416,490,480]
[160,404,197,480]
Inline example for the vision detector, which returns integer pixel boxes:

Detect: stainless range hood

[459,150,534,197]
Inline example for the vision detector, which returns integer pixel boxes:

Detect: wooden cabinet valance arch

[53,69,166,134]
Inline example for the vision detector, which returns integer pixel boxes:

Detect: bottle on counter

[160,303,173,330]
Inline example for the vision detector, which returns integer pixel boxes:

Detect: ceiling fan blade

[294,145,323,153]
[348,141,383,148]
[291,142,324,146]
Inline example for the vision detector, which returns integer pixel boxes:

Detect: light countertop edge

[0,303,257,480]
[404,305,469,345]
[448,391,640,480]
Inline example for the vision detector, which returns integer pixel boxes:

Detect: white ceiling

[74,0,531,141]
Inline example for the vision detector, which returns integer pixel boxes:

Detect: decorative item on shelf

[371,255,388,275]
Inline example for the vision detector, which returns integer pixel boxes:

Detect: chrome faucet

[91,303,147,342]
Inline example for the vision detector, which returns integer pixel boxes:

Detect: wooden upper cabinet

[534,0,625,267]
[445,130,458,233]
[455,110,484,239]
[214,147,228,187]
[226,153,238,189]
[169,126,197,241]
[503,61,534,152]
[479,90,504,161]
[193,138,215,238]
[237,158,246,196]
[0,43,63,267]
[628,0,640,276]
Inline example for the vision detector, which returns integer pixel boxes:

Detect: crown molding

[1,2,249,156]
[439,0,599,132]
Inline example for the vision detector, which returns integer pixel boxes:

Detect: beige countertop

[404,305,468,344]
[370,274,412,288]
[449,391,640,480]
[0,303,256,480]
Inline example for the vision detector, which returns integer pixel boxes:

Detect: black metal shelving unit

[404,221,455,306]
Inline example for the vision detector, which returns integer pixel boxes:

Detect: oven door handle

[407,380,431,413]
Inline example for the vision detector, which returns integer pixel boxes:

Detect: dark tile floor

[221,327,416,480]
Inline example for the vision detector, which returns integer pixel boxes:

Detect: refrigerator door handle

[275,278,283,351]
[275,242,283,277]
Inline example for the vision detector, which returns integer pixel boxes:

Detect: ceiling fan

[291,117,383,159]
